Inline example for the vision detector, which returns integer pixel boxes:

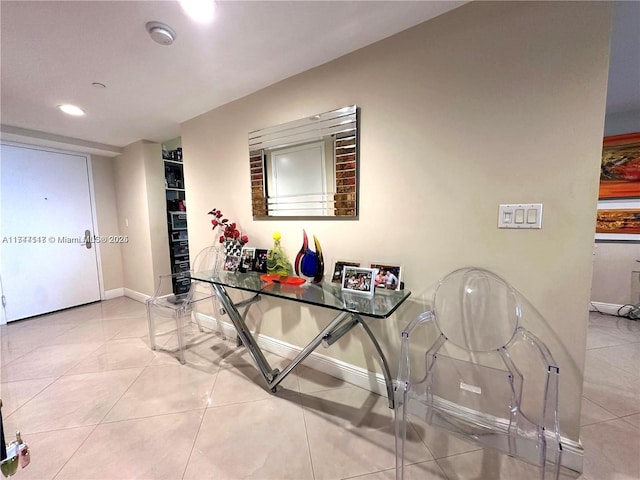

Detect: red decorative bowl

[260,274,306,285]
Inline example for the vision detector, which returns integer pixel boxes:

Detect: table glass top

[191,270,411,319]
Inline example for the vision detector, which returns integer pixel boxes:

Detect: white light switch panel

[498,204,543,229]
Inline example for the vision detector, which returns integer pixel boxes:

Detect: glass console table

[190,270,411,408]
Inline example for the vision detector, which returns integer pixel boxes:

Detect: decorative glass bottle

[266,232,293,276]
[294,230,324,283]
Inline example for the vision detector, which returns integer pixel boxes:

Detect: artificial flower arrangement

[208,208,249,246]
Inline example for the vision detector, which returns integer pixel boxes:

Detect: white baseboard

[561,438,584,473]
[103,288,124,300]
[195,312,584,472]
[589,301,630,316]
[123,288,149,304]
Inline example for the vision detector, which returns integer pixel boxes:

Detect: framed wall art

[595,200,640,241]
[600,132,640,199]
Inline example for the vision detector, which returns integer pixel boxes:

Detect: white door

[0,144,101,321]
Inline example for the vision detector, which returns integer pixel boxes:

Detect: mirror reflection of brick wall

[334,131,357,216]
[250,151,267,216]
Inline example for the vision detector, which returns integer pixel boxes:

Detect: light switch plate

[498,203,543,229]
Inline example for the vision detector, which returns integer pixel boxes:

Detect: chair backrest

[185,245,224,301]
[191,245,224,274]
[433,267,520,352]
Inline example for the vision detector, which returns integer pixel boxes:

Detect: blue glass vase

[294,230,324,283]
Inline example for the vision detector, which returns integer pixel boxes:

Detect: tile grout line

[298,387,317,480]
[180,339,229,480]
[47,360,158,477]
[91,362,149,426]
[1,376,60,425]
[48,302,145,479]
[581,393,635,424]
[50,423,102,480]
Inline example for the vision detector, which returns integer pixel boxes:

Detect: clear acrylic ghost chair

[146,245,224,364]
[395,268,562,480]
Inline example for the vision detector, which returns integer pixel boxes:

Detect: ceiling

[1,1,637,156]
[606,1,640,116]
[0,0,466,154]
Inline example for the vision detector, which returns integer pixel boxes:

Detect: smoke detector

[146,21,176,45]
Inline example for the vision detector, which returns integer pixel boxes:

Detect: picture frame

[599,132,640,199]
[370,263,402,291]
[595,200,640,241]
[341,266,377,296]
[240,247,256,272]
[223,255,241,272]
[331,260,361,283]
[252,248,269,273]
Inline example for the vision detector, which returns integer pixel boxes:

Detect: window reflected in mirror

[249,105,359,219]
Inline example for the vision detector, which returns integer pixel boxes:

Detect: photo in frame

[240,247,256,272]
[252,248,269,273]
[224,255,241,272]
[600,132,640,199]
[331,260,361,283]
[341,266,377,296]
[370,263,402,291]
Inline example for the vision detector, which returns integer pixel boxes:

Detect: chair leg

[175,310,186,365]
[211,294,227,340]
[394,387,408,480]
[193,309,205,333]
[146,302,156,351]
[539,430,547,480]
[540,433,562,480]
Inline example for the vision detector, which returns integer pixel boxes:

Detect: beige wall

[181,1,611,441]
[113,140,170,296]
[90,155,123,292]
[592,243,640,305]
[143,142,171,291]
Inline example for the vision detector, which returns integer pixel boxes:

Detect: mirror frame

[249,105,359,220]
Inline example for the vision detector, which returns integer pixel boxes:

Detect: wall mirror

[249,105,359,219]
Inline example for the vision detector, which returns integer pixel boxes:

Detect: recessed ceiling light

[180,0,215,23]
[58,104,85,116]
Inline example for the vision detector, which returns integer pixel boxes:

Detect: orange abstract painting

[596,209,640,235]
[600,132,640,199]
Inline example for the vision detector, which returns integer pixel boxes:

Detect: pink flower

[219,235,225,243]
[241,235,249,244]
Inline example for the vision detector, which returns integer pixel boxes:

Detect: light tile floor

[0,299,638,479]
